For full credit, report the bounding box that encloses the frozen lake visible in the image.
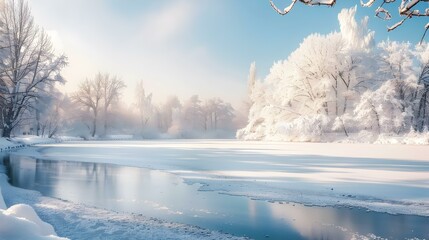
[3,152,429,240]
[19,140,429,216]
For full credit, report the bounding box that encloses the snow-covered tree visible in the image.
[239,6,429,142]
[72,75,103,137]
[37,92,70,138]
[166,95,236,138]
[100,74,125,136]
[236,62,269,140]
[413,43,429,131]
[354,40,418,135]
[0,0,67,137]
[373,40,418,133]
[135,81,156,136]
[72,73,125,137]
[203,98,235,131]
[414,62,429,131]
[247,62,257,102]
[33,89,61,137]
[184,95,204,131]
[158,96,181,132]
[238,7,375,140]
[167,95,202,137]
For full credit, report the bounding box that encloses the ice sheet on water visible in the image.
[0,172,247,240]
[25,140,429,216]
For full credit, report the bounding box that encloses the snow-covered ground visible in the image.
[0,138,19,152]
[0,136,65,240]
[16,140,429,217]
[11,135,60,145]
[0,135,61,153]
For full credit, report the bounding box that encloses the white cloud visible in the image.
[141,1,196,43]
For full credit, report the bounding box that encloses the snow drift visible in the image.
[0,204,66,240]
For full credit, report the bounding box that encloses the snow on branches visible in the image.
[269,0,429,42]
[239,7,429,142]
[0,0,67,137]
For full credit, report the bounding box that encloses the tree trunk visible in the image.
[323,102,329,115]
[417,91,427,132]
[343,98,348,115]
[334,78,338,116]
[371,104,381,134]
[48,126,58,138]
[41,124,46,137]
[92,111,97,137]
[2,126,12,138]
[103,105,108,136]
[36,109,41,136]
[341,118,349,137]
[2,112,13,138]
[214,111,217,130]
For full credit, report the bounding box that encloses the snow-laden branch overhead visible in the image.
[375,7,392,20]
[269,0,429,41]
[270,0,337,15]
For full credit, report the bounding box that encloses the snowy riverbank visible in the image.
[0,135,61,152]
[0,167,67,239]
[0,136,66,239]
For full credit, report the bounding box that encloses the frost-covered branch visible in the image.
[0,0,67,137]
[269,0,298,15]
[270,0,337,15]
[421,23,429,43]
[364,0,429,39]
[270,0,429,41]
[387,11,413,32]
[375,7,392,20]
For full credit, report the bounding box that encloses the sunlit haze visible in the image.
[1,1,429,239]
[27,0,425,107]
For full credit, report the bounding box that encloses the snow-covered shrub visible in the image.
[273,115,330,142]
[375,128,429,144]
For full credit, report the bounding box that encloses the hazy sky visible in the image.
[28,0,426,107]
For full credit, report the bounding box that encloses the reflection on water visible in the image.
[2,154,429,240]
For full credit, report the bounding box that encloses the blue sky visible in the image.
[28,0,426,107]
